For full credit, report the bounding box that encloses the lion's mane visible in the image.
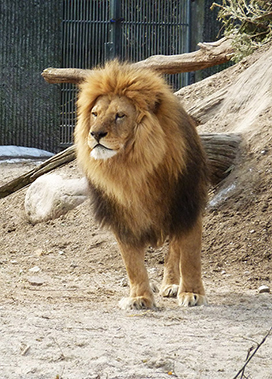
[75,61,208,248]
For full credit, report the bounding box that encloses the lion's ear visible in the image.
[136,94,162,122]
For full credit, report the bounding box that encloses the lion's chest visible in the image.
[89,177,169,247]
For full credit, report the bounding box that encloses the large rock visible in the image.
[25,174,89,224]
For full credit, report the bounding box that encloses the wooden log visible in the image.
[41,36,234,84]
[0,133,242,199]
[0,145,76,198]
[133,37,234,74]
[201,133,242,185]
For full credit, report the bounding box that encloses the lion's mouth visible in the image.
[91,144,117,160]
[93,143,113,151]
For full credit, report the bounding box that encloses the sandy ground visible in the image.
[0,47,272,378]
[0,161,271,379]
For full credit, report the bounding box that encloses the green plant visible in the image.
[211,0,272,61]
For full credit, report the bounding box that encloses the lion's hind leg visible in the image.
[160,242,180,298]
[177,217,207,306]
[117,241,156,310]
[161,217,207,306]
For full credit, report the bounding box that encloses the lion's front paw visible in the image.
[160,284,179,298]
[178,292,207,307]
[119,296,156,310]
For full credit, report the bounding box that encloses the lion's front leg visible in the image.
[117,240,156,310]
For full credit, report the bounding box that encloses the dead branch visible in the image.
[41,36,234,84]
[233,328,272,379]
[0,145,76,198]
[133,37,234,74]
[0,133,241,199]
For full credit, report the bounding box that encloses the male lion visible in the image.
[75,61,208,309]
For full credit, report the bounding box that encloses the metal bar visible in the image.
[110,0,122,59]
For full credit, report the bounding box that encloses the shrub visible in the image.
[211,0,272,61]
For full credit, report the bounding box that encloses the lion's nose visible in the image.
[90,131,108,142]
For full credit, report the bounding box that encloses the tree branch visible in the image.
[41,36,234,84]
[0,145,76,198]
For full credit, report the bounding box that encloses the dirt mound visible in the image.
[176,42,272,291]
[0,45,271,379]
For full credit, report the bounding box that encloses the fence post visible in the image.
[109,0,122,59]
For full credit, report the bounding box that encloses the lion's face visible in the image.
[88,95,138,160]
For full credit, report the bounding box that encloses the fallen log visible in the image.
[42,36,234,84]
[201,133,242,185]
[0,145,76,199]
[0,133,242,199]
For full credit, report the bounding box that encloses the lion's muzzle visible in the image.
[90,130,108,143]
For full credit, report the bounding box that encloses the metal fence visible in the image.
[0,1,222,152]
[60,0,191,148]
[0,0,61,152]
[120,1,190,69]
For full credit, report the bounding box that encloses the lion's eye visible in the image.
[116,113,125,120]
[91,111,97,117]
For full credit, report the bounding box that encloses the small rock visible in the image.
[258,285,270,294]
[120,278,128,287]
[25,174,89,224]
[29,266,40,273]
[264,251,271,259]
[35,248,44,256]
[28,276,44,286]
[7,225,16,233]
[10,260,18,264]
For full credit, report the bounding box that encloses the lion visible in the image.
[74,60,208,310]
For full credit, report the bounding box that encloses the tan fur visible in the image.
[75,61,208,309]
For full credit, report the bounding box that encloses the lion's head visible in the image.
[75,60,187,179]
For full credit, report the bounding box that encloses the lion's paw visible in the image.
[160,284,179,298]
[119,296,156,310]
[178,292,207,307]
